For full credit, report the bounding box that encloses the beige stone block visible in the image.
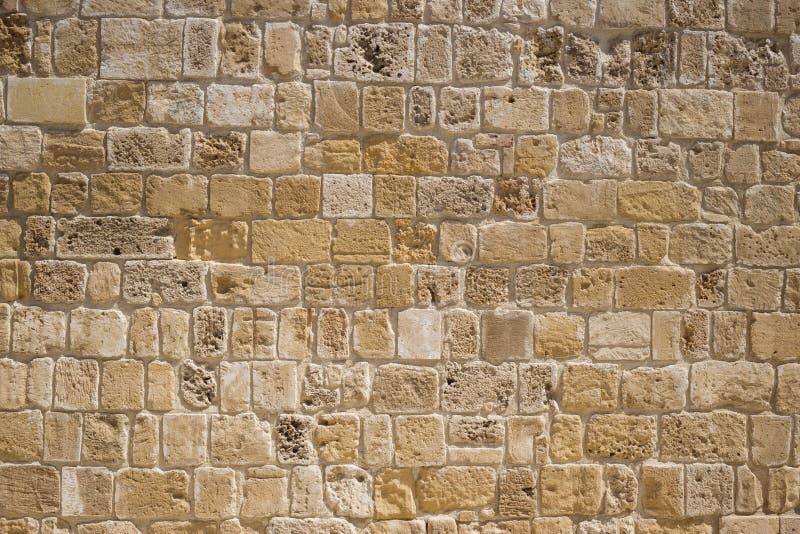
[544,180,617,222]
[534,313,584,359]
[416,466,496,513]
[163,413,207,467]
[314,80,359,134]
[352,309,394,359]
[735,91,780,142]
[552,88,590,134]
[0,126,42,171]
[586,414,656,460]
[8,77,86,127]
[13,172,50,214]
[658,89,733,139]
[53,357,98,411]
[115,468,190,520]
[599,0,665,26]
[365,135,449,175]
[363,85,405,132]
[374,468,415,520]
[752,312,800,362]
[101,359,144,411]
[241,466,288,519]
[572,267,613,310]
[81,413,128,466]
[0,410,42,461]
[147,361,177,411]
[622,365,687,411]
[615,266,694,309]
[618,181,700,222]
[333,219,389,264]
[70,308,126,358]
[252,219,330,264]
[549,414,582,463]
[395,415,445,467]
[276,82,311,131]
[206,84,274,127]
[397,309,441,360]
[91,173,142,215]
[549,222,584,264]
[478,221,547,264]
[560,363,619,412]
[131,413,158,467]
[372,364,438,414]
[751,414,791,467]
[264,23,302,79]
[195,467,239,520]
[661,411,747,463]
[62,466,113,518]
[253,361,298,412]
[484,87,548,133]
[100,18,184,79]
[744,185,795,225]
[250,131,301,175]
[686,463,734,517]
[777,364,800,414]
[176,219,248,261]
[0,464,60,516]
[641,464,684,517]
[540,464,603,516]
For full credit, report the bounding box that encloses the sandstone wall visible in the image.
[0,0,798,532]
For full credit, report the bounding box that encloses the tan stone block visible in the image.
[253,361,298,412]
[315,413,359,463]
[12,172,50,214]
[658,89,733,139]
[350,310,393,359]
[241,466,288,519]
[53,357,98,411]
[686,463,734,517]
[549,222,584,264]
[478,221,547,264]
[43,130,105,171]
[0,219,21,258]
[82,413,128,467]
[101,359,144,411]
[540,464,603,516]
[767,466,800,513]
[277,307,313,360]
[91,173,142,215]
[571,267,613,310]
[62,466,113,518]
[362,414,393,468]
[544,180,617,222]
[737,225,800,267]
[250,131,301,175]
[618,181,700,222]
[365,135,449,175]
[615,266,694,309]
[721,517,778,534]
[0,358,26,409]
[374,468,415,520]
[549,414,582,463]
[147,361,177,411]
[669,223,732,265]
[115,468,190,520]
[363,85,405,132]
[176,219,248,261]
[622,365,687,411]
[586,414,656,460]
[44,411,82,463]
[100,18,183,79]
[8,77,86,127]
[637,223,668,264]
[735,91,780,142]
[375,263,413,308]
[0,126,42,172]
[145,174,207,218]
[552,88,590,134]
[274,174,319,218]
[728,268,782,311]
[88,80,145,125]
[744,184,795,225]
[0,410,42,461]
[0,464,60,516]
[478,309,531,361]
[442,309,479,360]
[70,308,126,358]
[373,364,438,414]
[599,0,665,26]
[641,464,684,517]
[534,313,584,359]
[195,467,239,520]
[264,23,301,79]
[752,312,800,361]
[374,174,415,217]
[304,139,362,174]
[163,413,207,467]
[206,84,274,128]
[661,411,747,462]
[585,225,635,263]
[560,363,619,411]
[751,414,791,467]
[131,413,158,467]
[252,219,330,264]
[416,467,496,513]
[314,80,359,134]
[395,415,445,467]
[276,81,311,131]
[333,219,390,264]
[484,87,548,133]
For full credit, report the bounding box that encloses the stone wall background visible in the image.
[0,0,798,532]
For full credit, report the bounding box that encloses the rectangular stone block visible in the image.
[7,77,86,126]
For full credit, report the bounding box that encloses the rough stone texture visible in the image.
[0,2,793,530]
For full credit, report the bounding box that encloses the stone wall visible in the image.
[0,0,798,532]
